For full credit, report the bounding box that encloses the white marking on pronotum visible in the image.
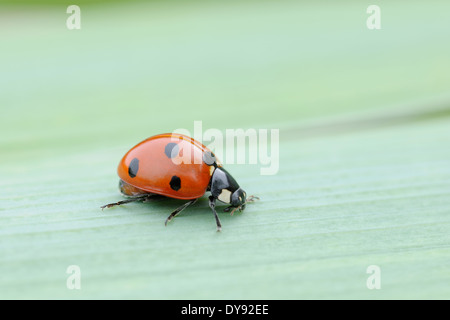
[218,189,232,204]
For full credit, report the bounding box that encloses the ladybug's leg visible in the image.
[223,205,240,215]
[100,194,154,210]
[164,199,198,226]
[246,195,260,203]
[208,196,222,232]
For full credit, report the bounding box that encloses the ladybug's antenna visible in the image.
[245,195,260,203]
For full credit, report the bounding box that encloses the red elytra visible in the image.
[117,133,216,200]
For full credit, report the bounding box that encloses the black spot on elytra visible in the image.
[128,158,139,178]
[202,151,217,166]
[169,175,181,191]
[165,143,179,159]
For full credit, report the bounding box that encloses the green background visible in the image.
[1,0,449,299]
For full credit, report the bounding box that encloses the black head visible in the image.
[210,167,246,208]
[230,187,247,209]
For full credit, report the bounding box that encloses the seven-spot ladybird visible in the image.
[101,133,258,231]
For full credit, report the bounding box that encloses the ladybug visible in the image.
[101,133,258,231]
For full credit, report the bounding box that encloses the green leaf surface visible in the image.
[1,0,449,299]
